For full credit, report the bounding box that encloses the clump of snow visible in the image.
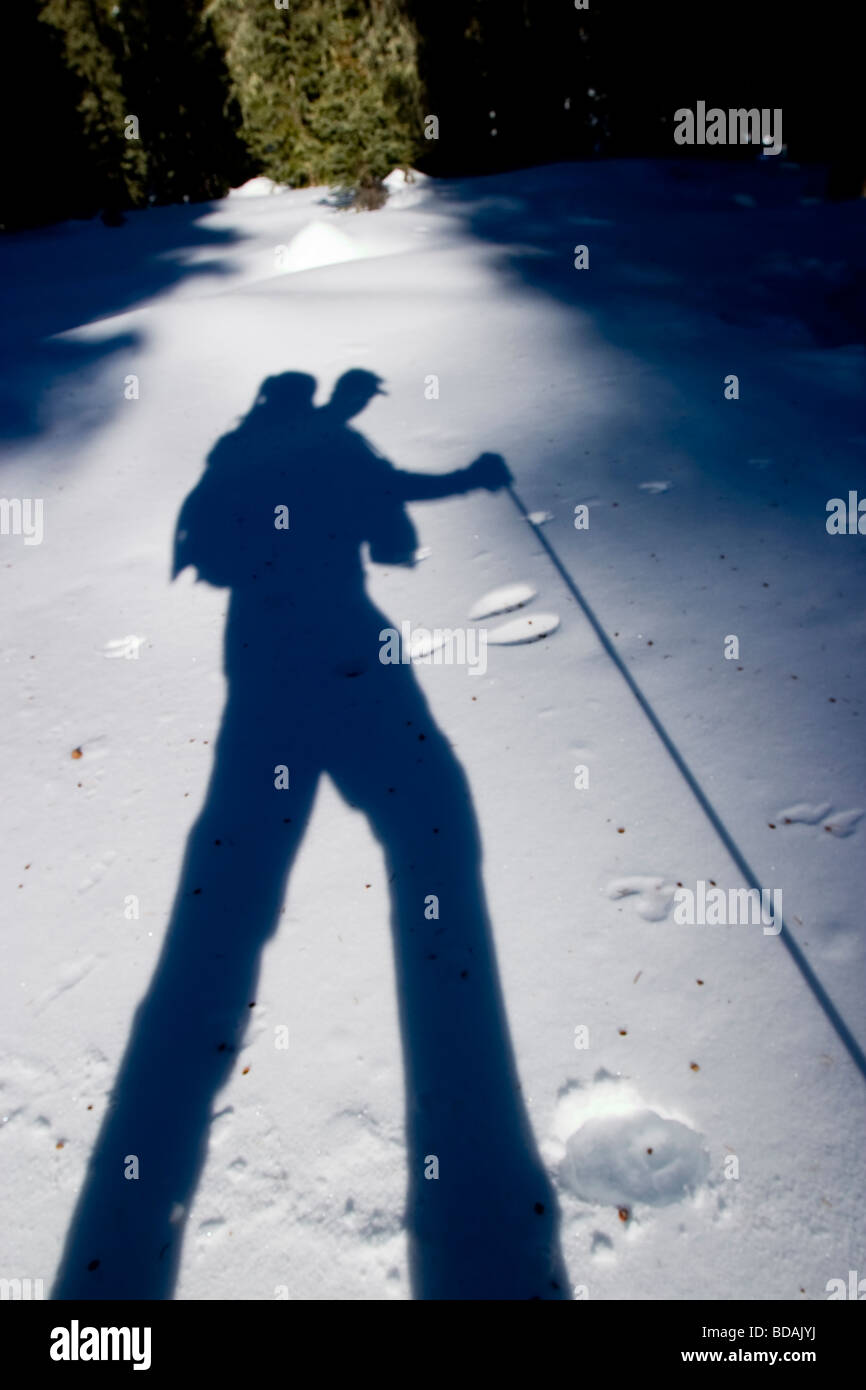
[468,582,536,619]
[382,168,428,191]
[486,612,560,644]
[560,1109,710,1207]
[381,168,430,210]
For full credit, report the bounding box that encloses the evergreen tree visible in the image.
[1,3,96,229]
[210,0,424,191]
[112,0,250,205]
[39,0,148,212]
[5,0,861,232]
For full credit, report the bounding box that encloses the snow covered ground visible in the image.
[1,158,864,1300]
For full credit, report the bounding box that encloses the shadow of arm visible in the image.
[393,452,511,501]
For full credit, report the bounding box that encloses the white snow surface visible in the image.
[1,158,865,1301]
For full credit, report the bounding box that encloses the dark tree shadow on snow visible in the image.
[430,158,866,521]
[0,202,243,446]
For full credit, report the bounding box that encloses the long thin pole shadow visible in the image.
[506,482,866,1084]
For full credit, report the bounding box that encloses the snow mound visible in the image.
[278,221,361,274]
[382,167,431,210]
[229,176,288,198]
[382,167,429,191]
[469,582,536,620]
[560,1109,710,1207]
[487,612,560,645]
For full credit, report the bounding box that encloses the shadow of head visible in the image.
[323,368,387,423]
[248,370,317,416]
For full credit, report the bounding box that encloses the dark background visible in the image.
[3,0,863,230]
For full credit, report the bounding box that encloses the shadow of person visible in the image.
[52,370,568,1301]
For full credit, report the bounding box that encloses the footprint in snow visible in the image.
[775,802,862,837]
[197,1217,226,1237]
[775,801,832,825]
[607,875,677,921]
[804,917,861,964]
[77,850,118,893]
[35,956,99,1015]
[823,809,863,838]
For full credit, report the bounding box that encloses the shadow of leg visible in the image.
[331,674,569,1299]
[53,709,318,1300]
